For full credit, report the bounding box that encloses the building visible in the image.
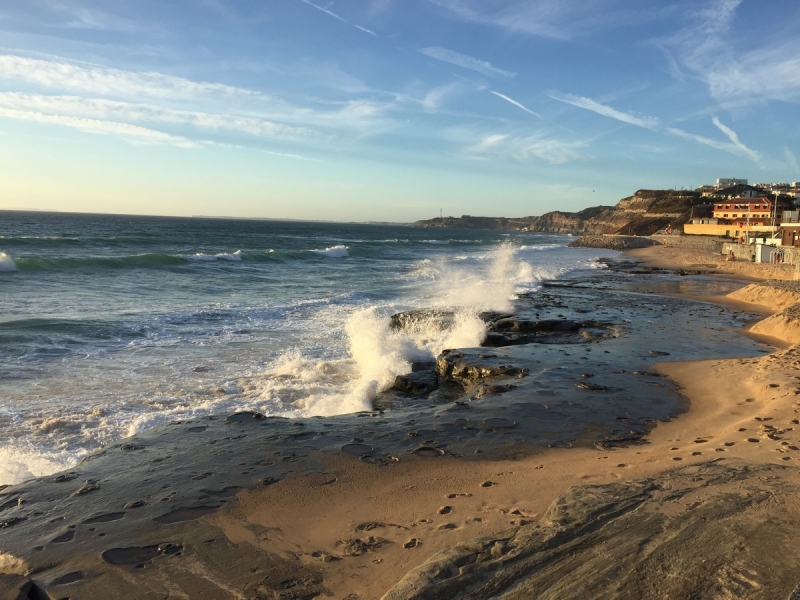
[716,178,748,188]
[711,197,790,226]
[781,210,800,247]
[703,183,765,198]
[685,196,789,239]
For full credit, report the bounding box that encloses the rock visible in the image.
[391,372,438,397]
[0,574,48,600]
[568,235,656,250]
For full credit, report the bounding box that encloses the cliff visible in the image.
[414,189,704,236]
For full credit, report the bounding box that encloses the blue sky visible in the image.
[0,0,799,221]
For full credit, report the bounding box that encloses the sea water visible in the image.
[0,211,617,485]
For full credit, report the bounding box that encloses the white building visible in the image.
[716,178,748,188]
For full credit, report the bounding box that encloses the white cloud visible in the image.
[420,47,516,79]
[0,55,264,101]
[490,91,541,118]
[0,107,196,147]
[0,92,323,141]
[550,93,660,130]
[465,132,584,164]
[429,0,672,41]
[299,0,379,36]
[300,0,345,22]
[659,0,800,104]
[711,116,759,162]
[429,0,575,40]
[666,125,759,162]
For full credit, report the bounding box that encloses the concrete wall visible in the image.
[650,235,724,252]
[721,242,756,260]
[721,243,800,264]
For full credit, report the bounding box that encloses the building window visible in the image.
[732,214,738,217]
[723,214,728,217]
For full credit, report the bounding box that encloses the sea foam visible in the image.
[0,252,18,271]
[311,245,349,257]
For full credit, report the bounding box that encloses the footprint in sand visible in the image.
[438,506,453,515]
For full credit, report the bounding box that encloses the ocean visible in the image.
[0,211,616,485]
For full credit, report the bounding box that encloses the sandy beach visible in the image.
[4,243,800,599]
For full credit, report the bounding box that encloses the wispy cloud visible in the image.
[429,0,672,41]
[490,91,541,118]
[465,132,585,164]
[666,125,759,162]
[550,93,659,130]
[354,24,377,35]
[429,0,574,40]
[420,82,464,110]
[0,55,263,101]
[300,0,345,22]
[0,107,196,147]
[299,0,379,36]
[0,54,401,148]
[711,116,759,162]
[0,92,323,141]
[657,0,800,104]
[550,89,761,163]
[420,46,516,79]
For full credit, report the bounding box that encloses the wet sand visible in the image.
[3,245,800,599]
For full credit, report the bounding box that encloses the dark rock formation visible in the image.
[383,460,800,600]
[567,235,656,250]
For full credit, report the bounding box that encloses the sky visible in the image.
[0,0,799,221]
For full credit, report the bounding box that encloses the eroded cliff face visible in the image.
[413,190,703,236]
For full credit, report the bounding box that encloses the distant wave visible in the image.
[0,235,161,247]
[11,253,189,271]
[310,245,349,258]
[189,250,242,262]
[4,246,359,272]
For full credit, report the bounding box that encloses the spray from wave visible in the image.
[311,245,349,258]
[241,242,539,416]
[0,252,18,272]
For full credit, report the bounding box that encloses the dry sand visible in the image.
[200,245,800,599]
[628,244,797,281]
